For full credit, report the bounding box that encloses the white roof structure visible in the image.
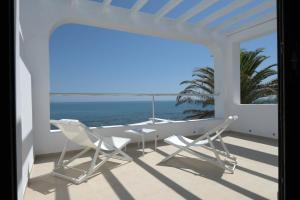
[63,0,276,44]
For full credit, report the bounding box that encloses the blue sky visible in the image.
[50,0,277,102]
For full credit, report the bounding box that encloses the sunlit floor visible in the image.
[24,132,278,200]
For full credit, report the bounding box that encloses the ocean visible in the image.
[50,101,213,128]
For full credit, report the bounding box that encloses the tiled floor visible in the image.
[24,132,278,200]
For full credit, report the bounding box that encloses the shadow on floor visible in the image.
[27,132,277,200]
[235,165,277,183]
[224,132,278,147]
[154,148,271,200]
[152,132,278,167]
[213,141,278,166]
[134,158,203,199]
[158,155,224,178]
[102,169,135,200]
[27,159,125,197]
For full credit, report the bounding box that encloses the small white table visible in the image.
[125,128,158,156]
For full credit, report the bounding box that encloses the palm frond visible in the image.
[177,48,278,118]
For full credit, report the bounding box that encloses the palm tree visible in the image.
[176,48,277,119]
[176,67,215,119]
[240,48,277,103]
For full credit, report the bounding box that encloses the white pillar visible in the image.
[211,43,226,119]
[211,41,240,119]
[226,42,241,106]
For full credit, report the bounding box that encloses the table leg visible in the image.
[142,134,145,156]
[154,134,158,151]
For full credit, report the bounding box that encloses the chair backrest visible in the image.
[198,115,238,142]
[50,119,96,148]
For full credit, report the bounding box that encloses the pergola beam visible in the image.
[195,0,252,28]
[47,0,215,45]
[131,0,148,14]
[44,0,276,43]
[155,0,182,20]
[226,12,276,37]
[212,0,275,33]
[176,0,218,24]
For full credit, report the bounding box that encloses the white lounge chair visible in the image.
[161,115,238,173]
[50,119,132,184]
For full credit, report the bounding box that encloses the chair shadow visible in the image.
[154,148,273,200]
[27,159,126,195]
[213,141,278,167]
[156,149,224,180]
[124,142,156,158]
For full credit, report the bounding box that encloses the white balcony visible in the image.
[16,0,278,199]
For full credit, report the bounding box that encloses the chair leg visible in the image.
[52,141,133,184]
[163,140,229,171]
[182,147,226,169]
[161,148,183,162]
[87,142,102,175]
[115,148,133,161]
[66,155,109,184]
[218,135,237,162]
[63,147,91,166]
[208,137,224,167]
[56,140,68,168]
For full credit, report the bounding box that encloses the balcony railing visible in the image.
[50,92,219,125]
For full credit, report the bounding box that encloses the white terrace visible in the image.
[16,0,277,199]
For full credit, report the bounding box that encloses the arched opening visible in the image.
[49,23,215,127]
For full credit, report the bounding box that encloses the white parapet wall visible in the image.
[228,104,278,139]
[45,118,223,155]
[45,108,278,156]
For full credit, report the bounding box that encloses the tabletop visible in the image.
[125,128,156,135]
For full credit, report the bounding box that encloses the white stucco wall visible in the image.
[16,0,34,198]
[18,59,34,199]
[222,41,278,139]
[228,104,278,138]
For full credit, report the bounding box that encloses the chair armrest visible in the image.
[87,131,101,140]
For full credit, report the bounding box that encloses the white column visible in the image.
[211,43,226,119]
[226,41,241,107]
[211,41,240,119]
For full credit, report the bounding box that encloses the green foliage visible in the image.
[176,48,277,119]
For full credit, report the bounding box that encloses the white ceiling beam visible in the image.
[212,0,275,33]
[228,18,276,42]
[102,0,112,6]
[131,0,148,14]
[56,0,215,45]
[226,12,276,37]
[155,0,182,20]
[195,0,252,28]
[176,0,218,24]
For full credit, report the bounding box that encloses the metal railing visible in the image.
[50,92,218,124]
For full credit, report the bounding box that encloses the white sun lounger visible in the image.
[161,115,238,173]
[50,119,132,184]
